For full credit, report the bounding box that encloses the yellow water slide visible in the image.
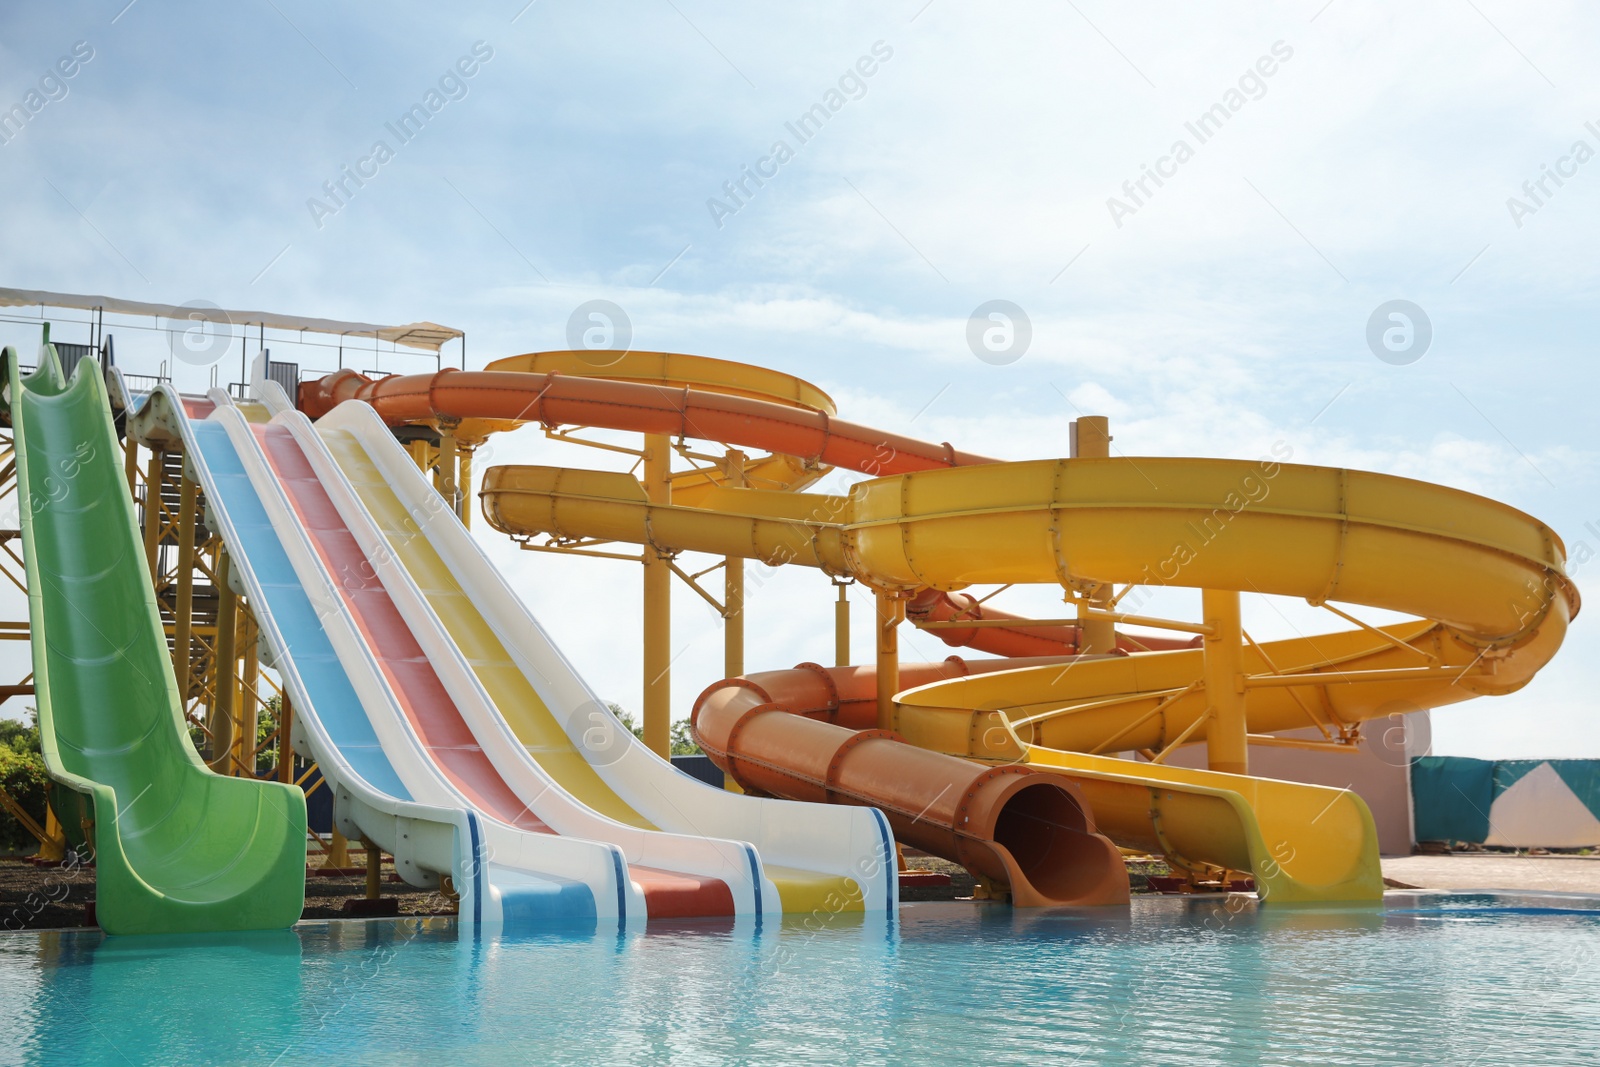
[481,451,1577,902]
[403,351,838,505]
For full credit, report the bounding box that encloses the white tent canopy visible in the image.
[0,288,463,352]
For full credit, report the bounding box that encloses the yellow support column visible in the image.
[142,447,164,578]
[1073,415,1112,458]
[408,439,432,475]
[874,590,905,731]
[208,550,237,773]
[278,692,296,783]
[363,836,381,901]
[36,806,66,863]
[834,582,851,667]
[723,449,747,679]
[174,477,197,707]
[724,561,745,679]
[641,433,672,758]
[458,445,474,528]
[123,435,139,497]
[237,608,259,776]
[1072,416,1117,654]
[436,424,460,516]
[325,828,351,869]
[1202,587,1248,775]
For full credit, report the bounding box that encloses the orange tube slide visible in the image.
[721,656,1071,731]
[299,368,998,470]
[906,589,1201,658]
[693,665,1129,907]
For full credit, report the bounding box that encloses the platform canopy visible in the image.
[0,287,463,352]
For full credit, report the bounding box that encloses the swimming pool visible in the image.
[3,894,1597,1066]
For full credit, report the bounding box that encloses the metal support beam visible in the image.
[208,550,236,772]
[142,447,163,578]
[920,610,1213,635]
[324,827,350,869]
[123,435,138,496]
[875,590,905,731]
[174,476,196,702]
[364,836,381,900]
[641,432,672,758]
[37,806,66,863]
[237,608,259,775]
[408,439,433,475]
[722,448,746,679]
[279,691,295,784]
[458,444,474,528]
[1201,588,1247,775]
[0,783,51,846]
[1071,416,1116,654]
[436,424,460,517]
[834,582,851,667]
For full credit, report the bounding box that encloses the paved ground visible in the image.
[0,856,454,931]
[1383,854,1600,894]
[6,853,1593,931]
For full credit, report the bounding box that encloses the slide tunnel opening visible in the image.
[992,780,1115,903]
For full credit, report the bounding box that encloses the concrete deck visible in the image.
[1382,854,1600,895]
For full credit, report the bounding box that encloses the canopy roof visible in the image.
[0,288,462,352]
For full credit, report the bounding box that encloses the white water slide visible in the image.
[261,371,895,920]
[127,365,891,930]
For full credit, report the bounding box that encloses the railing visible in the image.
[120,372,166,394]
[267,360,298,398]
[54,342,95,380]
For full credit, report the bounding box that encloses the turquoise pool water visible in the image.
[3,894,1598,1066]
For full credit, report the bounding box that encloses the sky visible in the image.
[0,1,1595,759]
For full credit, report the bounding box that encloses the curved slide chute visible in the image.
[697,658,1383,902]
[5,346,305,934]
[904,588,1198,658]
[297,391,892,915]
[296,361,997,478]
[853,455,1575,739]
[478,456,1574,732]
[693,664,1129,907]
[461,379,1574,904]
[238,403,767,924]
[135,387,614,926]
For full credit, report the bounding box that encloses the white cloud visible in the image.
[1,0,1597,759]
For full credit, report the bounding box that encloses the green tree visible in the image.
[259,694,283,775]
[607,703,702,756]
[183,694,286,774]
[0,711,49,851]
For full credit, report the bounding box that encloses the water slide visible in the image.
[303,352,1577,905]
[297,356,1574,903]
[3,343,306,935]
[475,465,1377,900]
[137,386,839,926]
[129,365,894,923]
[844,457,1575,897]
[295,360,1142,904]
[484,445,1575,900]
[273,379,894,915]
[129,387,567,927]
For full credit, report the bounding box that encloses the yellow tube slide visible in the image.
[492,349,843,505]
[481,454,1577,902]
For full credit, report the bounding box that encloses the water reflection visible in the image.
[0,895,1593,1066]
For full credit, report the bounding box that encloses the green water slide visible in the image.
[4,339,305,934]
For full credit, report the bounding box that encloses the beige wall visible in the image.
[1154,711,1427,856]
